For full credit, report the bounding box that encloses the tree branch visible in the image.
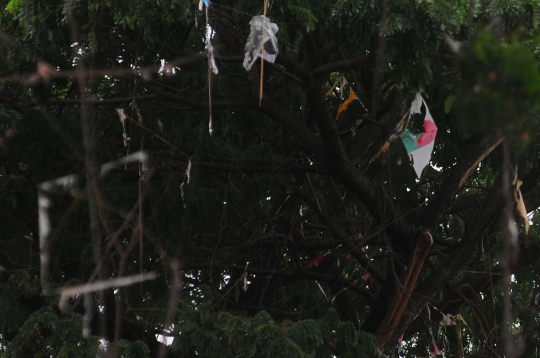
[420,135,504,230]
[386,180,505,351]
[193,160,328,175]
[181,263,376,303]
[295,187,384,283]
[312,54,372,76]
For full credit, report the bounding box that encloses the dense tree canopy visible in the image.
[2,0,540,357]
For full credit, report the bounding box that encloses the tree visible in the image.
[1,0,540,357]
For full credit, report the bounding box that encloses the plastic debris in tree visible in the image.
[310,255,323,267]
[240,263,250,292]
[422,306,442,357]
[336,87,358,120]
[397,333,404,352]
[439,313,467,358]
[180,159,192,208]
[325,74,349,103]
[369,117,406,163]
[361,272,371,281]
[243,1,279,106]
[199,0,210,10]
[205,28,218,136]
[513,171,529,234]
[206,40,218,76]
[428,335,442,357]
[243,16,279,71]
[115,108,129,148]
[399,93,438,178]
[439,313,458,327]
[325,74,346,98]
[203,7,217,135]
[438,312,469,331]
[325,75,365,120]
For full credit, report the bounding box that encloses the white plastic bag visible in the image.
[243,15,279,71]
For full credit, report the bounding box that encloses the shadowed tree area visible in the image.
[2,0,540,357]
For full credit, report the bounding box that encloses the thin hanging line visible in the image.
[206,7,213,135]
[259,0,268,106]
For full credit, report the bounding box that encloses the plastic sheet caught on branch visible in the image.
[513,172,529,234]
[243,15,279,71]
[115,108,129,147]
[438,313,468,358]
[336,87,357,120]
[206,35,218,75]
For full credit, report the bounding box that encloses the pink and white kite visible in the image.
[399,93,438,178]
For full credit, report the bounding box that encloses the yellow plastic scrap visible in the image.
[336,87,357,120]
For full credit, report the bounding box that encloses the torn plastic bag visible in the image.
[243,15,279,71]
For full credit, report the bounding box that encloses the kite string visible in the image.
[259,0,268,106]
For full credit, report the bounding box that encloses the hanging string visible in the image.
[259,0,268,106]
[206,6,214,135]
